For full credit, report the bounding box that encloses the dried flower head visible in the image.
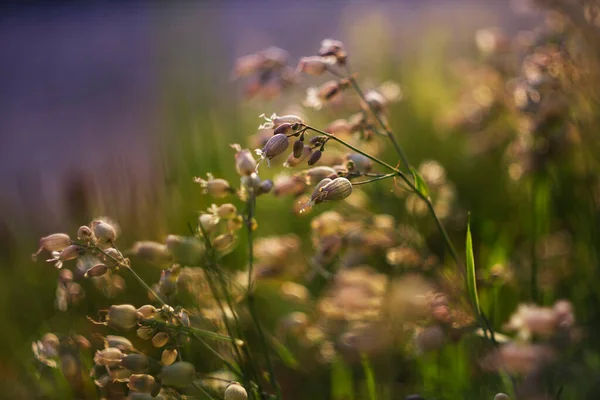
[91,218,119,245]
[46,244,84,269]
[231,144,257,176]
[297,56,336,76]
[107,304,139,331]
[194,173,232,198]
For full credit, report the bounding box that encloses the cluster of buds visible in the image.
[91,330,196,397]
[232,46,296,100]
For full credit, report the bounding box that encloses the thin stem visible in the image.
[351,173,396,186]
[192,381,217,400]
[245,191,282,400]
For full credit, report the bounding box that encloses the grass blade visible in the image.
[360,354,376,400]
[466,217,481,316]
[411,167,429,197]
[331,356,354,400]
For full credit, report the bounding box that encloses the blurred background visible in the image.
[2,0,600,399]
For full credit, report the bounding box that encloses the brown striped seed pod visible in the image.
[225,382,248,400]
[151,332,170,348]
[259,133,289,165]
[107,304,139,331]
[121,353,149,373]
[308,150,322,166]
[159,361,195,388]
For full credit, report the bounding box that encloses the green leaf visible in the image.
[410,167,429,197]
[360,353,377,400]
[331,356,354,400]
[466,217,481,316]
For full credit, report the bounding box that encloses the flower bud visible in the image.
[228,215,244,232]
[94,347,123,367]
[272,114,303,128]
[121,353,149,373]
[84,263,108,278]
[77,226,93,241]
[194,174,232,198]
[345,153,373,173]
[91,218,118,244]
[258,179,274,195]
[284,145,312,167]
[166,235,205,266]
[152,332,170,348]
[232,145,257,176]
[159,361,195,388]
[128,374,157,393]
[129,241,172,266]
[293,140,304,159]
[319,39,346,63]
[161,349,178,366]
[308,150,322,166]
[108,304,139,331]
[198,214,219,234]
[225,382,248,400]
[258,133,289,165]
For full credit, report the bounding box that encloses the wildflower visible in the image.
[259,113,303,129]
[94,347,123,367]
[303,80,347,110]
[212,203,237,219]
[33,233,71,260]
[256,133,289,167]
[46,245,84,268]
[84,263,108,278]
[212,233,236,251]
[137,304,157,319]
[129,241,172,266]
[194,173,232,197]
[318,38,346,64]
[77,226,93,241]
[225,382,248,400]
[128,374,157,393]
[296,56,336,75]
[159,361,195,388]
[91,218,119,245]
[231,144,257,176]
[363,89,388,112]
[121,354,149,373]
[107,304,139,331]
[274,122,294,135]
[309,177,353,206]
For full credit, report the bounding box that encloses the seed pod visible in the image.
[137,326,154,340]
[128,374,156,393]
[94,347,123,367]
[494,394,509,400]
[198,214,219,234]
[161,349,178,366]
[108,304,139,331]
[225,382,248,400]
[91,219,118,244]
[308,150,322,166]
[261,133,289,160]
[233,147,257,176]
[121,353,149,373]
[258,179,274,195]
[274,123,293,135]
[84,263,108,278]
[310,178,333,205]
[58,268,73,283]
[272,114,303,127]
[77,226,93,241]
[284,145,312,168]
[129,241,172,266]
[345,153,373,174]
[159,361,195,388]
[227,216,244,232]
[293,140,304,159]
[106,335,135,352]
[152,332,170,348]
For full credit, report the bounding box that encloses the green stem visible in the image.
[351,173,397,186]
[245,191,282,400]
